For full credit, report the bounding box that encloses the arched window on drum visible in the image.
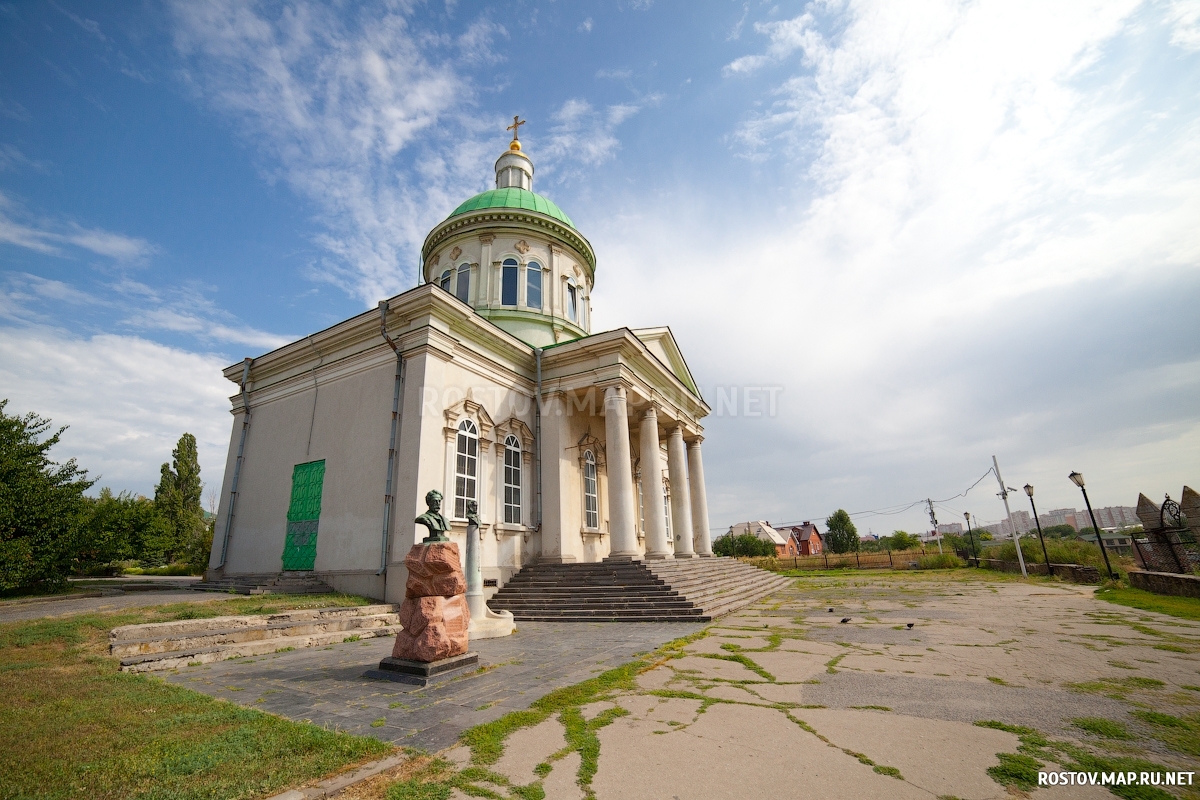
[501,258,518,306]
[455,264,470,303]
[454,419,478,518]
[526,261,542,310]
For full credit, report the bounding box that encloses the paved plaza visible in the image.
[9,572,1199,799]
[165,619,704,751]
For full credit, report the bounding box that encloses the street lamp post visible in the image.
[1023,484,1053,577]
[964,512,978,563]
[1069,471,1116,580]
[992,456,1028,578]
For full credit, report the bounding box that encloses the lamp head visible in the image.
[964,512,970,521]
[1069,471,1085,489]
[1023,483,1034,498]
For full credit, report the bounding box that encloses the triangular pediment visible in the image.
[631,327,699,395]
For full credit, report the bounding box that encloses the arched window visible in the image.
[455,264,470,303]
[503,435,521,524]
[526,261,542,310]
[501,258,518,306]
[454,419,478,518]
[583,450,599,529]
[440,269,452,292]
[566,279,578,323]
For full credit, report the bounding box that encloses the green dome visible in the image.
[448,187,575,228]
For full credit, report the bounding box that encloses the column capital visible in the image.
[686,435,705,447]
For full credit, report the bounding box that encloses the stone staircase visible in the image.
[643,558,793,618]
[190,572,335,595]
[111,604,399,672]
[487,557,792,622]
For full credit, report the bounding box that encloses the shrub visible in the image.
[993,537,1103,568]
[917,553,963,570]
[712,532,776,558]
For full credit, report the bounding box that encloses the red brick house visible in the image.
[730,521,796,557]
[783,522,823,555]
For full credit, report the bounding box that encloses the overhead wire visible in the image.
[752,466,997,531]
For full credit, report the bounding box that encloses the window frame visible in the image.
[501,258,518,307]
[526,261,542,310]
[454,419,479,519]
[503,434,522,525]
[455,264,471,303]
[583,450,599,530]
[439,268,452,292]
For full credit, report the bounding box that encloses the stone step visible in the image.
[110,613,399,657]
[190,572,335,595]
[512,615,711,623]
[491,601,699,614]
[118,625,401,673]
[110,604,399,641]
[487,558,787,622]
[110,604,401,672]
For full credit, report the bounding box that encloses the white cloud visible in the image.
[590,0,1200,530]
[0,192,159,261]
[578,17,594,33]
[129,307,292,350]
[540,96,658,171]
[722,13,816,75]
[1168,0,1200,50]
[0,326,234,496]
[168,0,489,306]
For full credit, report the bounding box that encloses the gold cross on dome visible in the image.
[506,115,525,142]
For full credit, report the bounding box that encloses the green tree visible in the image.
[0,400,95,591]
[75,488,171,571]
[882,530,921,551]
[825,509,859,554]
[712,532,776,557]
[1040,524,1075,539]
[153,433,208,568]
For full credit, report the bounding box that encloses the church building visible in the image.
[206,124,715,604]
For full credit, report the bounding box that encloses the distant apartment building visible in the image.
[936,522,963,535]
[978,505,1140,536]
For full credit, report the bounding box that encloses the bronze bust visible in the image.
[415,489,450,543]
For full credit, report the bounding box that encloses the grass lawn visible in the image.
[0,594,393,800]
[1095,584,1200,622]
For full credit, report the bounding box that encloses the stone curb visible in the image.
[0,591,111,607]
[264,753,409,800]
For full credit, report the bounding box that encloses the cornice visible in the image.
[422,211,596,278]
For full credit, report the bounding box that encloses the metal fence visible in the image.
[1132,531,1200,574]
[763,550,935,571]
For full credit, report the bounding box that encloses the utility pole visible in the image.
[926,499,942,554]
[992,455,1028,577]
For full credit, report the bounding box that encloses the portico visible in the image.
[206,122,714,606]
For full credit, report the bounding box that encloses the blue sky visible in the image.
[1,0,1197,534]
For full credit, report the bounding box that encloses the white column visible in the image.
[687,438,713,556]
[639,407,672,559]
[667,425,696,558]
[604,386,639,559]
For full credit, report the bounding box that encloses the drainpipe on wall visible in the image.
[378,300,405,575]
[218,357,254,569]
[534,347,543,532]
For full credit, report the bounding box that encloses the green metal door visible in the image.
[282,460,325,571]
